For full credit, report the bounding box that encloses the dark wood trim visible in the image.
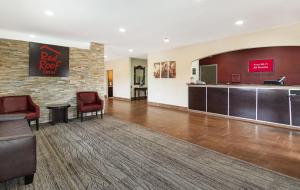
[229,88,256,119]
[188,87,206,111]
[207,87,228,115]
[131,96,147,101]
[113,97,132,102]
[257,89,290,125]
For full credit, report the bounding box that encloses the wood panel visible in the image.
[207,87,228,115]
[188,87,206,111]
[257,89,290,125]
[291,95,300,126]
[229,88,256,119]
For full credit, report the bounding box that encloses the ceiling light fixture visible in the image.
[119,28,126,33]
[29,34,36,38]
[163,38,170,43]
[128,49,133,53]
[235,20,244,26]
[104,55,108,59]
[44,10,54,16]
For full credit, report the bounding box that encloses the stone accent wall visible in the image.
[0,39,104,122]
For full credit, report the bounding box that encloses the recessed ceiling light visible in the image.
[44,10,54,16]
[29,34,36,38]
[235,20,244,26]
[163,38,170,43]
[119,28,126,33]
[128,49,133,53]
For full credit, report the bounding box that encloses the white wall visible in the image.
[148,23,300,107]
[105,57,131,99]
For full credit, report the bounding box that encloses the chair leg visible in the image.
[96,111,98,117]
[25,174,34,185]
[81,113,83,122]
[27,120,31,126]
[101,110,103,119]
[36,119,39,131]
[77,111,79,118]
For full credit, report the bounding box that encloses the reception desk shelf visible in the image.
[188,84,300,129]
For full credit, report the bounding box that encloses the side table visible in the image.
[47,103,70,125]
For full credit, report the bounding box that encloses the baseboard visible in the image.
[147,101,188,112]
[131,96,147,101]
[113,97,132,102]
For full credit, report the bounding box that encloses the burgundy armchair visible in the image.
[0,95,40,130]
[77,91,103,122]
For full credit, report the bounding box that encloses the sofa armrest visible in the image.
[0,135,36,182]
[27,96,40,117]
[95,94,104,107]
[77,99,84,111]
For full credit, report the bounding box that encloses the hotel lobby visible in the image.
[1,0,300,189]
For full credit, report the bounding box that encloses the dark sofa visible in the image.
[0,95,40,130]
[0,117,37,185]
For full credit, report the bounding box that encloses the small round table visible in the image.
[47,103,70,125]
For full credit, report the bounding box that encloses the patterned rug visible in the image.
[1,116,300,190]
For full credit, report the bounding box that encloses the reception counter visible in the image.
[188,84,300,128]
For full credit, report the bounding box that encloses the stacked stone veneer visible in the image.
[0,39,104,122]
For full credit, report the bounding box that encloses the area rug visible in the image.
[1,116,300,190]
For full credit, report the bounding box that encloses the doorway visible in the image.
[107,70,113,98]
[200,64,218,84]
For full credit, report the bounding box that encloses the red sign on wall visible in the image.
[249,59,274,72]
[29,42,69,77]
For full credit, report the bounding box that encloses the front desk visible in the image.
[188,84,300,128]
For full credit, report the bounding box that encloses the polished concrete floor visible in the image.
[105,99,300,179]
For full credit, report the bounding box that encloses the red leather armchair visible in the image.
[77,91,103,122]
[0,95,40,130]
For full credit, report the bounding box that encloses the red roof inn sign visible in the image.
[29,42,69,77]
[248,59,274,73]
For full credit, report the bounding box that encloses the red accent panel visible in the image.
[249,59,274,72]
[199,46,300,85]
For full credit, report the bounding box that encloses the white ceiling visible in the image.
[0,0,300,61]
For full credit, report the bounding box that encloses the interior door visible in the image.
[200,65,217,84]
[107,70,113,97]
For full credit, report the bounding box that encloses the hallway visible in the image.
[106,99,300,179]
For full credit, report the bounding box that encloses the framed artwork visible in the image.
[154,62,160,78]
[161,62,169,78]
[29,42,69,77]
[169,61,176,78]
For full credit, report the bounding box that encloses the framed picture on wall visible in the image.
[161,62,169,78]
[169,61,176,78]
[154,62,161,78]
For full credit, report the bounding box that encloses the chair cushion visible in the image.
[81,103,102,112]
[2,111,39,120]
[2,96,28,113]
[79,93,96,104]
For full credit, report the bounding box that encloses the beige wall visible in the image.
[105,57,131,99]
[0,38,105,122]
[131,58,147,98]
[148,23,300,107]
